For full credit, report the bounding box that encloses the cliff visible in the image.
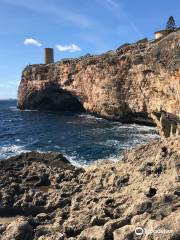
[18,31,180,125]
[151,111,180,138]
[0,137,179,239]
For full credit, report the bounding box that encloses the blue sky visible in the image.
[0,0,179,99]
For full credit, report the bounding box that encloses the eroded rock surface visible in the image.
[18,31,180,123]
[0,137,179,239]
[151,111,180,138]
[1,217,33,240]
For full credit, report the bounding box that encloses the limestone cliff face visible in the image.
[17,31,180,122]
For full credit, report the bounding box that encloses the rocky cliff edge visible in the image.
[18,31,180,125]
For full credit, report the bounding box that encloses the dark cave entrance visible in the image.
[29,88,85,112]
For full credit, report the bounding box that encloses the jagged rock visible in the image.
[0,224,6,234]
[113,225,135,240]
[0,152,78,216]
[0,137,179,239]
[35,213,49,223]
[78,226,107,240]
[1,217,33,240]
[151,111,180,138]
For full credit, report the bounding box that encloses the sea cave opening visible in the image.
[29,88,85,112]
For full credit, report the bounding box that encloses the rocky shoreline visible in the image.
[0,137,179,239]
[1,28,179,240]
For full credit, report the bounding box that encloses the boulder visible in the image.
[1,217,33,240]
[78,226,107,240]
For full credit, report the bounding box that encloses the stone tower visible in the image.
[44,48,54,64]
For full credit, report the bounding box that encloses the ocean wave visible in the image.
[99,139,121,147]
[111,123,155,131]
[9,106,18,112]
[54,145,61,149]
[3,118,24,123]
[0,144,29,160]
[63,153,88,167]
[3,119,13,122]
[20,109,39,112]
[78,114,105,121]
[9,107,39,112]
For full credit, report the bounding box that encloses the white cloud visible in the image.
[56,44,82,52]
[24,38,42,47]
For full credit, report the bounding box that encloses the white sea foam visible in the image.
[67,157,83,167]
[78,114,105,121]
[58,149,88,167]
[21,109,39,112]
[3,118,23,122]
[99,139,121,147]
[54,145,61,149]
[0,144,29,160]
[100,154,122,162]
[9,107,39,112]
[9,106,18,112]
[111,123,155,131]
[3,119,13,122]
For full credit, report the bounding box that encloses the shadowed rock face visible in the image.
[151,111,180,138]
[23,88,85,111]
[17,31,180,122]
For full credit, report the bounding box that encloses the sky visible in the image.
[0,0,179,99]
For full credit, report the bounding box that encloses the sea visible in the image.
[0,99,159,166]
